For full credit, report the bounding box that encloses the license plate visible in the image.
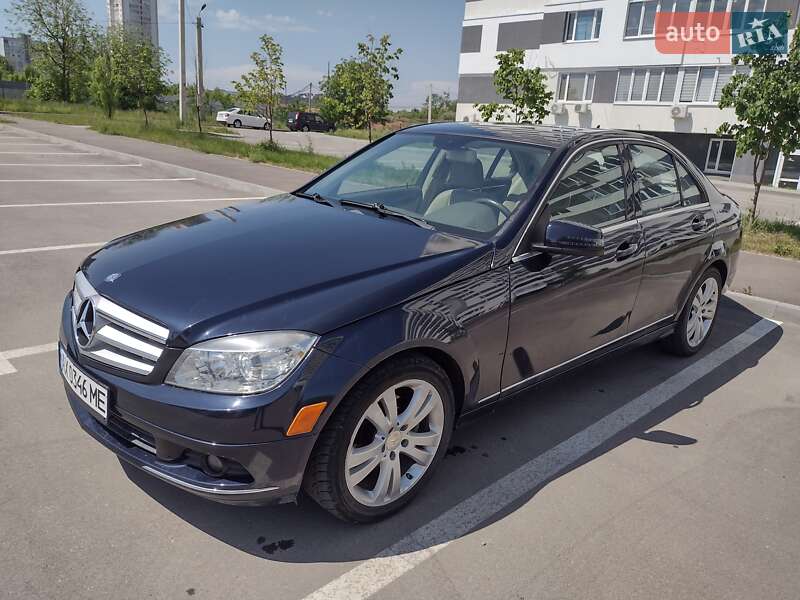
[60,347,109,420]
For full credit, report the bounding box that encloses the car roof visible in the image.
[398,122,663,151]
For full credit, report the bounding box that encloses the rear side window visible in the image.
[676,161,705,206]
[547,144,628,228]
[629,144,681,216]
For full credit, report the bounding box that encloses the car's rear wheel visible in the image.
[662,266,721,356]
[304,354,454,523]
[233,119,242,128]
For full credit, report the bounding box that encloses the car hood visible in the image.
[81,194,493,347]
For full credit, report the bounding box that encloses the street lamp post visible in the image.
[195,4,207,131]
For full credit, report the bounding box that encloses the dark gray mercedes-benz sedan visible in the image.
[60,123,742,522]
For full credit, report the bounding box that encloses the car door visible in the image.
[502,142,645,391]
[312,114,324,131]
[625,143,716,330]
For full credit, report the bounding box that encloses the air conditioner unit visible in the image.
[551,102,567,115]
[575,102,592,113]
[671,104,689,119]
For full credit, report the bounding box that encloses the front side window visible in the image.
[565,9,603,41]
[547,144,628,228]
[305,133,553,237]
[557,73,595,102]
[629,144,681,215]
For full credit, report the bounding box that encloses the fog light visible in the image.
[205,454,226,475]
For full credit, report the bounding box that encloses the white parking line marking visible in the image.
[0,152,100,155]
[0,142,59,145]
[0,196,263,208]
[0,242,103,256]
[0,163,142,167]
[302,317,781,600]
[0,343,58,376]
[0,355,16,375]
[0,178,196,182]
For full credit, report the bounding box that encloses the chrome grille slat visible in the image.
[71,271,169,377]
[87,348,154,375]
[95,325,163,361]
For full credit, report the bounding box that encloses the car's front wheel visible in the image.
[304,354,454,522]
[662,266,722,356]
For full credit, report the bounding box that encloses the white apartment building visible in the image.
[1,35,32,72]
[457,0,800,188]
[108,0,159,48]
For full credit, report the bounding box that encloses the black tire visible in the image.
[263,123,270,131]
[662,266,722,356]
[303,354,455,523]
[233,119,241,128]
[302,125,310,132]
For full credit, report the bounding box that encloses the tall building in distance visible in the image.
[1,34,32,72]
[457,0,799,188]
[107,0,159,47]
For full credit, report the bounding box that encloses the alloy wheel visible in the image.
[687,276,719,347]
[345,379,444,507]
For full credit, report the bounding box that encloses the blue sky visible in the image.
[0,0,464,108]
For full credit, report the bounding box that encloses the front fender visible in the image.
[315,267,510,428]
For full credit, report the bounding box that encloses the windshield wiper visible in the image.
[294,191,335,207]
[339,199,433,229]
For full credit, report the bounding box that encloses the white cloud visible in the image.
[214,9,315,33]
[316,9,334,18]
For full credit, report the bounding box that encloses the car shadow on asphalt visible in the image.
[122,297,782,563]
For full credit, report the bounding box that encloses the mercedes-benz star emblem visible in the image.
[76,298,96,347]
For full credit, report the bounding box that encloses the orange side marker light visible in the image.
[286,402,328,436]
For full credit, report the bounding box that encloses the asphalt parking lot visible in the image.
[1,123,799,600]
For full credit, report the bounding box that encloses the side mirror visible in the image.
[535,220,605,257]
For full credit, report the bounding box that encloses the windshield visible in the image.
[304,132,553,238]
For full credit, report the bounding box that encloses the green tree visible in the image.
[357,34,402,142]
[5,0,95,102]
[89,31,121,118]
[476,48,552,124]
[232,35,286,144]
[321,34,402,141]
[105,34,167,125]
[717,29,800,217]
[320,58,363,128]
[423,90,456,121]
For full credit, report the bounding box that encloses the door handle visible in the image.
[615,240,638,260]
[691,215,706,232]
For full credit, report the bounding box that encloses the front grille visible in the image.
[72,271,169,376]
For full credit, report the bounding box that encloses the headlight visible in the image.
[166,331,318,394]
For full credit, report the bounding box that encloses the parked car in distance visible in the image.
[287,111,335,132]
[216,107,270,129]
[59,123,742,523]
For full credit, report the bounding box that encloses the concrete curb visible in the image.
[1,122,282,197]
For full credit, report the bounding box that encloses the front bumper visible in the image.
[59,295,362,506]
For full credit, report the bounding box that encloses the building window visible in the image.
[564,9,603,41]
[615,68,679,103]
[461,25,483,53]
[625,0,769,38]
[557,73,596,102]
[678,65,748,103]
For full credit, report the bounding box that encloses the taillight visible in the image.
[295,113,300,120]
